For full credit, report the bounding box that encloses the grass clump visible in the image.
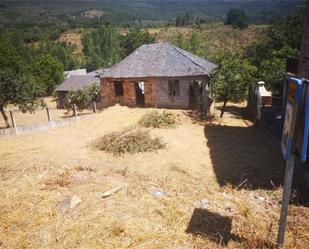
[94,127,165,155]
[138,110,177,128]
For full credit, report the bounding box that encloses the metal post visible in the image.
[9,110,17,134]
[46,107,52,122]
[93,102,97,113]
[73,104,77,118]
[277,153,295,248]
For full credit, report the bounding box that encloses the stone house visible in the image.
[55,74,100,109]
[100,42,217,110]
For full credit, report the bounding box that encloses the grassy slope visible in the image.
[59,23,267,63]
[152,23,267,60]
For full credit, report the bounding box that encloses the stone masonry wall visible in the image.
[101,77,158,108]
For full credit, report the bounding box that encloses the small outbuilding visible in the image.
[55,74,100,109]
[100,42,217,110]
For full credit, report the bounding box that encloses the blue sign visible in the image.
[281,77,303,160]
[295,79,309,162]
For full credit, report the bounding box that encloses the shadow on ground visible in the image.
[204,124,284,190]
[186,208,243,246]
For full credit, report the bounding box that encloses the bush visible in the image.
[138,111,177,128]
[94,127,165,155]
[64,82,100,112]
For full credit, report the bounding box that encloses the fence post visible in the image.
[93,102,97,113]
[9,110,17,134]
[73,104,77,118]
[46,107,52,123]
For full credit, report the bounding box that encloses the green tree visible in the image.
[121,28,155,56]
[31,54,64,95]
[213,54,257,117]
[82,24,122,71]
[64,83,101,113]
[226,8,250,29]
[0,70,42,127]
[176,33,186,49]
[188,32,202,55]
[244,7,303,97]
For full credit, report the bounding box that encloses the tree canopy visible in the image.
[226,8,250,29]
[213,54,257,117]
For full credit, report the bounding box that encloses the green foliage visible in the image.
[266,7,304,50]
[120,29,155,56]
[213,54,257,104]
[244,7,303,97]
[176,33,186,49]
[64,83,101,112]
[94,126,165,155]
[37,41,80,71]
[0,70,43,126]
[138,111,177,128]
[226,8,250,29]
[175,14,190,27]
[188,32,202,55]
[82,24,122,71]
[32,54,64,95]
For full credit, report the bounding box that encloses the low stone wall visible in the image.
[0,116,83,137]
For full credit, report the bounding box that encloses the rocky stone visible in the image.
[150,186,166,199]
[58,195,82,214]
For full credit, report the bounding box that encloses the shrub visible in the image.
[138,111,177,128]
[64,82,100,112]
[94,127,165,155]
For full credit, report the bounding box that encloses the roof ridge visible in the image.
[168,43,207,71]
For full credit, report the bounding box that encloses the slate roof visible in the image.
[55,75,100,92]
[101,42,217,79]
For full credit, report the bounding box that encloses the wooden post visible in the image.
[277,153,295,248]
[73,104,77,118]
[93,102,97,113]
[9,110,17,134]
[46,107,52,122]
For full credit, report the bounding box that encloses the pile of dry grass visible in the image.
[94,127,165,155]
[138,110,177,128]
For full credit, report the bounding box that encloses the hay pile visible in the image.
[94,127,165,155]
[138,110,177,128]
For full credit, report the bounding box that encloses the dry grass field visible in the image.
[0,103,308,249]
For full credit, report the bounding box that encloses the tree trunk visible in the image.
[0,106,10,128]
[220,97,228,118]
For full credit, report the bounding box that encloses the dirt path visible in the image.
[0,104,308,249]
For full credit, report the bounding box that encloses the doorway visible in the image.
[135,81,145,107]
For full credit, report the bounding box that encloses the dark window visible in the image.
[168,80,180,96]
[114,81,124,96]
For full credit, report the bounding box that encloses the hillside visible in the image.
[0,0,304,26]
[59,23,267,63]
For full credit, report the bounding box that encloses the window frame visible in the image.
[114,81,124,97]
[168,79,180,97]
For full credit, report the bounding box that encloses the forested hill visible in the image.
[0,0,305,27]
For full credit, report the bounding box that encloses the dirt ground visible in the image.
[0,103,308,249]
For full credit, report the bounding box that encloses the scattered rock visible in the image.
[102,185,127,198]
[150,186,166,199]
[253,196,265,204]
[73,172,89,182]
[225,204,236,213]
[58,195,82,214]
[193,198,209,208]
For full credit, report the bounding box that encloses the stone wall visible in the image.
[101,77,158,108]
[298,1,309,78]
[101,76,208,109]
